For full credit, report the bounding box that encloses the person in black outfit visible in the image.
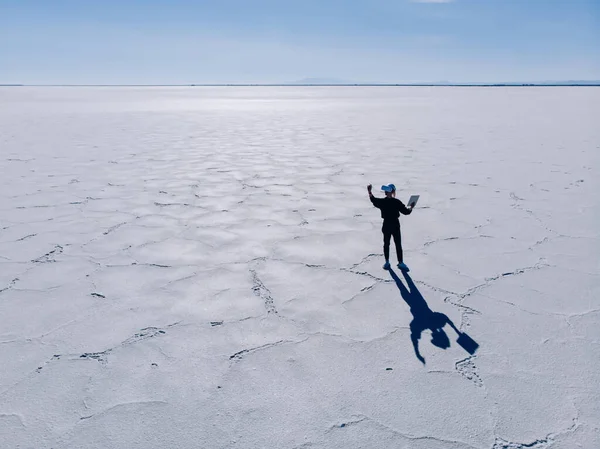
[367,183,414,271]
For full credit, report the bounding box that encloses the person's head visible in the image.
[381,184,396,198]
[430,328,450,349]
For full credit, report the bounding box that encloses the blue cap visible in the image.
[381,184,396,192]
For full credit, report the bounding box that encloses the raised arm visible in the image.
[367,184,382,207]
[410,325,426,364]
[446,316,461,336]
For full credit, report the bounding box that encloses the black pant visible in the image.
[382,221,403,263]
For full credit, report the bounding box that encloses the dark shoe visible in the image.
[397,262,410,272]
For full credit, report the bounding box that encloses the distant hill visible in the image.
[288,77,355,85]
[285,79,600,86]
[445,80,600,86]
[534,80,600,85]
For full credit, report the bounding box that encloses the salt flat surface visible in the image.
[0,86,598,448]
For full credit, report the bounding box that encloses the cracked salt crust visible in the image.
[0,86,598,449]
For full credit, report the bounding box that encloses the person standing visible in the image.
[367,183,414,271]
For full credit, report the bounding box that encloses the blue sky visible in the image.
[1,0,599,84]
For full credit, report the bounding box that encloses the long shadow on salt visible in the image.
[389,269,479,364]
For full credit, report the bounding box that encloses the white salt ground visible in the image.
[0,86,598,448]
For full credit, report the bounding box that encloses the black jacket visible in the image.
[370,195,412,222]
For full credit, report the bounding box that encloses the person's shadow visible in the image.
[389,269,479,364]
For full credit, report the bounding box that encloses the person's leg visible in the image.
[392,226,403,263]
[383,228,391,262]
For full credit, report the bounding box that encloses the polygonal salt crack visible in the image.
[80,350,110,364]
[484,261,549,282]
[423,236,459,247]
[349,253,383,270]
[509,192,525,202]
[103,221,128,236]
[121,327,167,345]
[492,437,551,449]
[229,339,295,361]
[16,233,36,242]
[32,244,63,263]
[444,259,550,306]
[250,269,278,315]
[455,356,483,387]
[329,415,368,430]
[79,323,179,364]
[0,277,19,294]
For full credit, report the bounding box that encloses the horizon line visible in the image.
[2,82,600,87]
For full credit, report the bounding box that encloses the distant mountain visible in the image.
[534,80,600,85]
[288,77,355,85]
[409,80,600,86]
[285,79,600,86]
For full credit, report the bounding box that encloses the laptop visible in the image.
[407,195,420,208]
